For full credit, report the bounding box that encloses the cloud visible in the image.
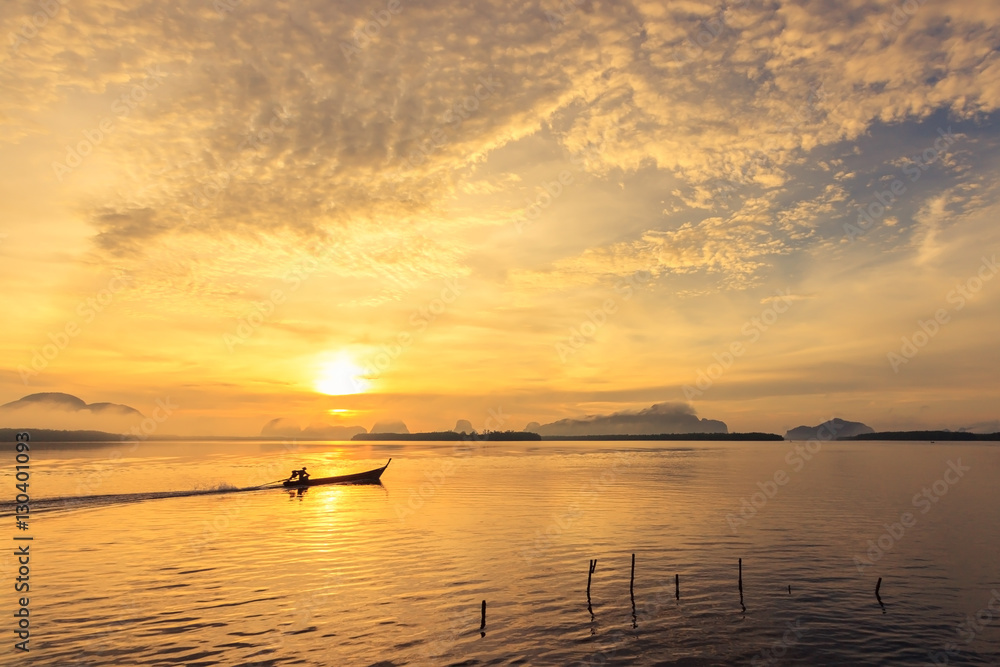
[533,401,727,435]
[2,0,996,305]
[761,292,812,305]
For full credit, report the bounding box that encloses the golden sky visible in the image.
[1,0,999,436]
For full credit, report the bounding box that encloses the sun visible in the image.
[314,356,369,395]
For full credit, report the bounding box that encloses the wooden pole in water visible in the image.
[480,600,486,630]
[738,558,745,612]
[587,559,597,619]
[629,554,637,629]
[675,573,680,600]
[875,577,882,597]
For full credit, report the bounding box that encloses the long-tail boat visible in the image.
[282,459,391,487]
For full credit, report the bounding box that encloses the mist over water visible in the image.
[8,439,1000,665]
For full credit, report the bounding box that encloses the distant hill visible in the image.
[785,418,873,440]
[453,419,475,434]
[0,392,143,417]
[0,392,144,433]
[540,432,783,441]
[370,420,410,434]
[7,427,991,444]
[352,431,779,441]
[841,431,1000,441]
[533,402,727,436]
[353,431,541,441]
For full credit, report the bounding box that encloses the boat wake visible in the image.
[0,482,283,517]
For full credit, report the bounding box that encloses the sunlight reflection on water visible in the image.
[6,439,1000,665]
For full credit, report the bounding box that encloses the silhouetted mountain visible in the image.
[3,392,89,410]
[540,432,783,441]
[0,392,145,433]
[370,420,409,434]
[453,419,474,434]
[784,417,873,440]
[354,430,540,441]
[842,431,1000,441]
[1,392,143,416]
[533,402,727,436]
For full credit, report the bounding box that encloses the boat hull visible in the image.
[282,459,391,487]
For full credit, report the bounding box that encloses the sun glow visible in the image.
[314,356,369,395]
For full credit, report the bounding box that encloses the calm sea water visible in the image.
[3,438,999,666]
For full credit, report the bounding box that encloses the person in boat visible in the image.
[288,467,310,482]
